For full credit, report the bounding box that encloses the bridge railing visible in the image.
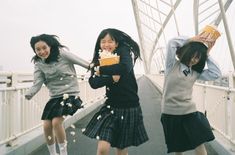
[147,74,235,152]
[0,72,105,147]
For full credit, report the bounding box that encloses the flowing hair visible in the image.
[91,28,141,66]
[30,34,68,63]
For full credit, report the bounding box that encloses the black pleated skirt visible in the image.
[41,96,83,120]
[161,111,215,153]
[83,104,149,149]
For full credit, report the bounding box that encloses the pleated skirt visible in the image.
[83,104,149,149]
[161,111,215,153]
[41,96,83,120]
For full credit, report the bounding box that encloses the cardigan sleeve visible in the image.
[60,50,90,69]
[88,69,114,89]
[25,64,45,99]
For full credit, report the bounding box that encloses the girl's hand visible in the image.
[112,75,120,83]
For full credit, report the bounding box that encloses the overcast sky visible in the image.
[1,0,234,74]
[0,0,139,73]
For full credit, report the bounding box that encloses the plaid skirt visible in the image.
[41,96,83,120]
[161,111,215,153]
[83,104,149,149]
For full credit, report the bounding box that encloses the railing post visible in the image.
[227,72,235,151]
[7,73,18,87]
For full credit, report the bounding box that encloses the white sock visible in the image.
[58,142,68,155]
[47,143,57,155]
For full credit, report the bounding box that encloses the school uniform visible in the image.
[25,50,86,120]
[83,45,149,149]
[161,36,222,153]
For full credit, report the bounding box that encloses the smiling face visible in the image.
[100,34,118,53]
[34,41,51,59]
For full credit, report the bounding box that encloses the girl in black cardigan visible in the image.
[83,28,149,155]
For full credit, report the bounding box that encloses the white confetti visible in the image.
[60,77,63,80]
[64,140,68,144]
[65,84,69,87]
[48,136,52,140]
[81,128,86,132]
[121,116,124,120]
[70,131,76,136]
[106,87,110,91]
[97,115,102,120]
[70,124,76,129]
[92,75,95,78]
[62,115,67,119]
[107,105,111,109]
[60,101,64,106]
[73,139,76,143]
[111,110,114,114]
[71,75,74,78]
[96,136,100,140]
[63,94,69,100]
[67,103,72,107]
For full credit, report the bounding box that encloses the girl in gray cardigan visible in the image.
[25,34,89,155]
[161,36,221,155]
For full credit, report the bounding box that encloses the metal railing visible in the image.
[0,72,105,146]
[147,74,235,152]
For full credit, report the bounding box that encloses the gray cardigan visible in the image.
[162,36,222,115]
[26,50,89,99]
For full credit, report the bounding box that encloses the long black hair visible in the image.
[176,41,208,73]
[30,34,68,63]
[91,28,141,65]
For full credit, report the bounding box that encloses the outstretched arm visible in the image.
[60,50,90,69]
[25,65,45,100]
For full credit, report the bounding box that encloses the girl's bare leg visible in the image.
[97,140,111,155]
[52,117,67,155]
[43,120,57,155]
[116,148,128,155]
[195,144,207,155]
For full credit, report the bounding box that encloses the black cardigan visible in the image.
[88,45,139,108]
